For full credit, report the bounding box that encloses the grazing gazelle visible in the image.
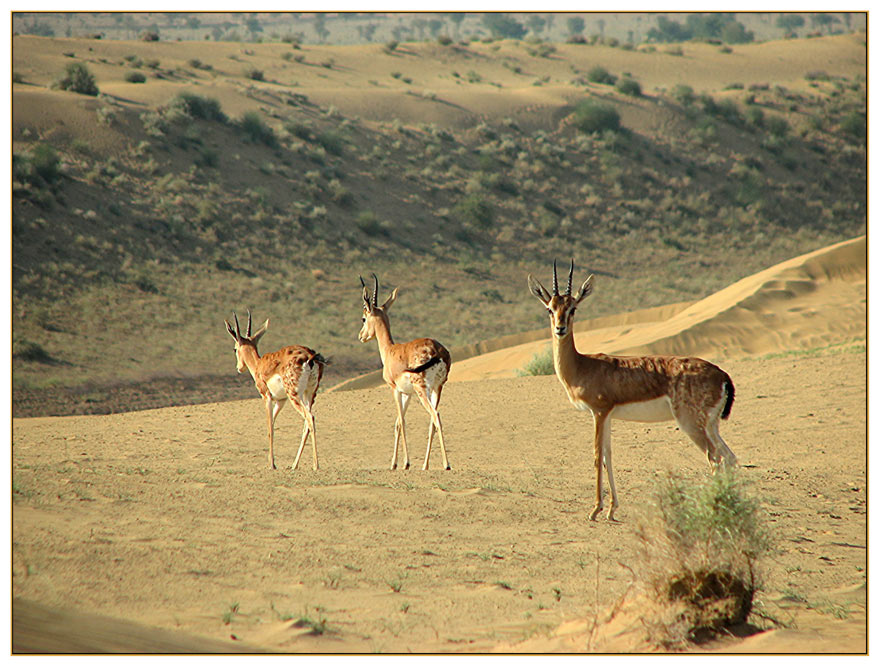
[528,261,737,521]
[224,310,326,471]
[358,274,452,471]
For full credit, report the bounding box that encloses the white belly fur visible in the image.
[609,396,674,423]
[266,374,288,401]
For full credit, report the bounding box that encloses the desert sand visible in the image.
[11,237,866,653]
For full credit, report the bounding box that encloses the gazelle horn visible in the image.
[371,273,379,308]
[233,311,241,338]
[552,260,559,296]
[566,259,574,296]
[246,309,253,338]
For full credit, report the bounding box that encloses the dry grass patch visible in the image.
[631,471,771,648]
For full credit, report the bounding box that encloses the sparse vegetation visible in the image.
[517,347,554,376]
[634,472,771,648]
[616,77,642,97]
[573,100,622,134]
[587,65,617,85]
[10,29,866,418]
[52,62,98,96]
[238,111,277,147]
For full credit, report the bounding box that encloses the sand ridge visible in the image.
[336,235,865,387]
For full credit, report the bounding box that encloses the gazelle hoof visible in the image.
[588,506,602,521]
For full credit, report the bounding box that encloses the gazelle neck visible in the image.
[238,343,262,378]
[551,329,582,383]
[373,316,396,362]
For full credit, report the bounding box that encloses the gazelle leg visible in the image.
[602,424,619,521]
[709,417,737,469]
[588,411,610,521]
[392,391,411,470]
[292,415,309,470]
[415,384,450,471]
[265,397,284,470]
[676,410,727,471]
[308,410,318,471]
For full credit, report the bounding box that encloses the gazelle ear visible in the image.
[527,274,551,305]
[575,274,594,303]
[381,286,399,311]
[252,318,269,344]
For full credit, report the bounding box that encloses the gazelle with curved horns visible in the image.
[528,261,737,521]
[224,310,326,471]
[358,274,452,471]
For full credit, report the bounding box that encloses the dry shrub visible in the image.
[633,471,770,649]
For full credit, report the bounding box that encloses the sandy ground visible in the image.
[11,238,866,653]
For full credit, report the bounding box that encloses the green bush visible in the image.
[125,70,147,83]
[14,145,61,187]
[53,62,99,96]
[573,100,621,134]
[455,193,494,228]
[245,67,264,81]
[671,84,695,106]
[168,93,227,122]
[840,112,866,144]
[635,471,770,647]
[766,115,790,138]
[239,112,277,147]
[316,130,345,156]
[30,144,61,183]
[616,77,642,97]
[587,65,617,85]
[517,347,555,376]
[285,120,312,140]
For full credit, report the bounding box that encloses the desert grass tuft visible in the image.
[633,471,771,648]
[517,346,554,376]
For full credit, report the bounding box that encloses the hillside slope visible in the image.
[11,34,866,416]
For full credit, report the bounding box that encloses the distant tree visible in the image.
[186,16,201,30]
[23,20,54,37]
[53,62,99,96]
[313,13,329,42]
[720,21,754,44]
[647,16,691,42]
[245,17,263,38]
[686,13,728,40]
[596,18,606,38]
[412,17,427,39]
[775,14,805,34]
[527,15,546,36]
[362,23,378,42]
[481,13,527,39]
[447,12,465,37]
[812,13,837,33]
[566,16,585,36]
[427,18,444,37]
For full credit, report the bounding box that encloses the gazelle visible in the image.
[528,261,737,521]
[224,310,326,471]
[358,274,452,471]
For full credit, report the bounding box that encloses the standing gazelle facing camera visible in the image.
[358,274,452,471]
[528,261,737,521]
[224,310,325,471]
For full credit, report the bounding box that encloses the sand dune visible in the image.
[333,235,865,389]
[449,235,866,382]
